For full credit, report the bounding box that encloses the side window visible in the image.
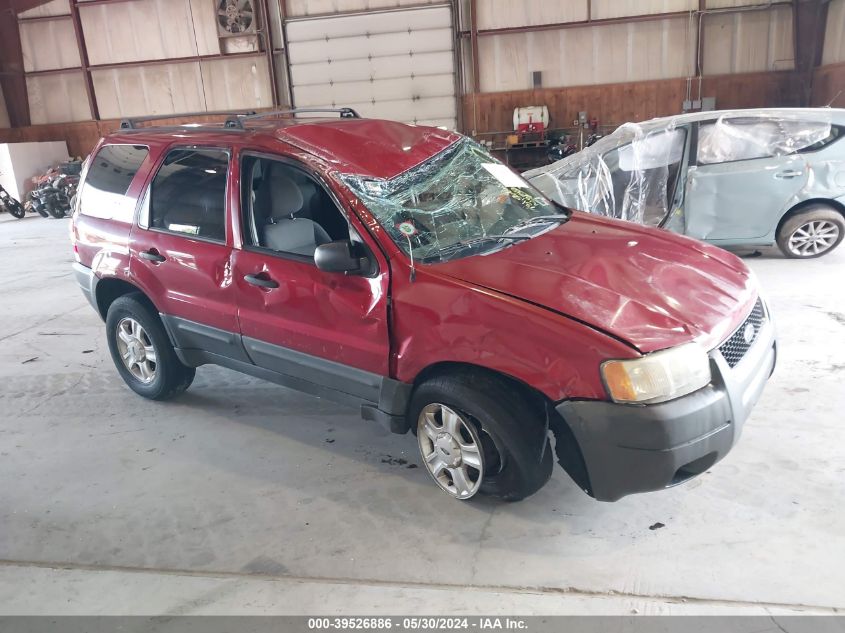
[148,148,229,241]
[240,155,349,258]
[697,118,836,165]
[79,144,148,221]
[799,125,844,153]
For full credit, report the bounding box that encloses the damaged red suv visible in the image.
[71,109,776,502]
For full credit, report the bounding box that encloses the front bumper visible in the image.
[557,314,776,502]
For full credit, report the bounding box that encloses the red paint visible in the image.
[72,119,759,404]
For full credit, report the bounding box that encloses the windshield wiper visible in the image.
[429,234,533,261]
[501,213,571,237]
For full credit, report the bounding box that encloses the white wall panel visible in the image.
[200,56,273,111]
[91,56,271,119]
[822,0,845,65]
[80,0,221,66]
[591,0,696,20]
[19,18,81,72]
[26,72,91,124]
[702,4,794,74]
[92,64,205,119]
[287,5,457,128]
[286,0,443,18]
[478,17,693,92]
[17,0,69,18]
[476,0,587,30]
[0,85,10,128]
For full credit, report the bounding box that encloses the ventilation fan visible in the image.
[216,0,257,37]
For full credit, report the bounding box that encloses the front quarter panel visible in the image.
[390,262,639,402]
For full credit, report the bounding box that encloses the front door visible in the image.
[130,146,246,361]
[232,150,391,401]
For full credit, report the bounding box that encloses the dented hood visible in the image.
[435,212,758,353]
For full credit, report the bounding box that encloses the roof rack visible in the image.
[119,107,361,131]
[223,107,361,129]
[119,110,258,130]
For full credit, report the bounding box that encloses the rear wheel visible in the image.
[410,370,553,501]
[106,294,195,400]
[777,206,844,258]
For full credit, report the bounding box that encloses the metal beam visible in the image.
[0,1,30,126]
[278,0,295,107]
[259,0,280,106]
[793,0,828,106]
[24,51,266,77]
[69,0,98,119]
[469,0,480,93]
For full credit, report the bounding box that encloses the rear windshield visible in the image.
[79,144,149,221]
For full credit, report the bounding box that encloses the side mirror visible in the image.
[314,240,365,274]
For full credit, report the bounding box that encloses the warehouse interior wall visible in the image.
[0,0,840,154]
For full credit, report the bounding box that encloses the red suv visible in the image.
[71,110,776,502]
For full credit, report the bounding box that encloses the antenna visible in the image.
[826,90,843,108]
[406,235,416,283]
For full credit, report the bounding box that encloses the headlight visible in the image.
[601,343,711,404]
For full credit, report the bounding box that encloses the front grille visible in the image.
[719,298,766,368]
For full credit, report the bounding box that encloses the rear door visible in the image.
[130,145,247,361]
[685,118,809,242]
[232,149,391,400]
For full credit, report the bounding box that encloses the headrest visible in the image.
[266,164,304,219]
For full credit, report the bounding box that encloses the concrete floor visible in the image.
[0,214,844,615]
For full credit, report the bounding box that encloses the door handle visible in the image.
[774,170,803,179]
[244,273,279,289]
[139,249,166,263]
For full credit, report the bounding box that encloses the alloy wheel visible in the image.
[417,403,484,499]
[788,220,840,257]
[115,317,157,384]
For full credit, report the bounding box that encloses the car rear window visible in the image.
[78,144,149,221]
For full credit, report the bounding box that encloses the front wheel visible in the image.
[410,371,553,501]
[106,294,195,400]
[777,206,844,258]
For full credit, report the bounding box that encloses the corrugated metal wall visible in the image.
[17,0,273,124]
[823,0,845,65]
[468,0,796,94]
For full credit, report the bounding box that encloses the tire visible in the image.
[45,204,66,219]
[409,370,553,502]
[777,205,845,259]
[105,294,195,400]
[5,199,25,219]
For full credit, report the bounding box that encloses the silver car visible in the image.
[525,108,845,258]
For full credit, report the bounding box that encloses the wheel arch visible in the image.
[95,277,157,321]
[409,360,592,495]
[776,198,845,238]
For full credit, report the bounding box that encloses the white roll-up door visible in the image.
[286,4,457,130]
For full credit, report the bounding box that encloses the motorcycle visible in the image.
[546,137,578,164]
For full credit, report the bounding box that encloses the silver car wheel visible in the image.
[115,317,157,384]
[417,403,484,500]
[788,220,841,257]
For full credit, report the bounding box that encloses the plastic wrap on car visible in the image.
[524,121,686,227]
[524,111,836,233]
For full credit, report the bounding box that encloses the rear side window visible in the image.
[79,144,148,221]
[147,148,229,242]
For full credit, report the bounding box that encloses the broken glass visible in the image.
[340,139,567,263]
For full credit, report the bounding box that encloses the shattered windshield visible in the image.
[340,139,567,263]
